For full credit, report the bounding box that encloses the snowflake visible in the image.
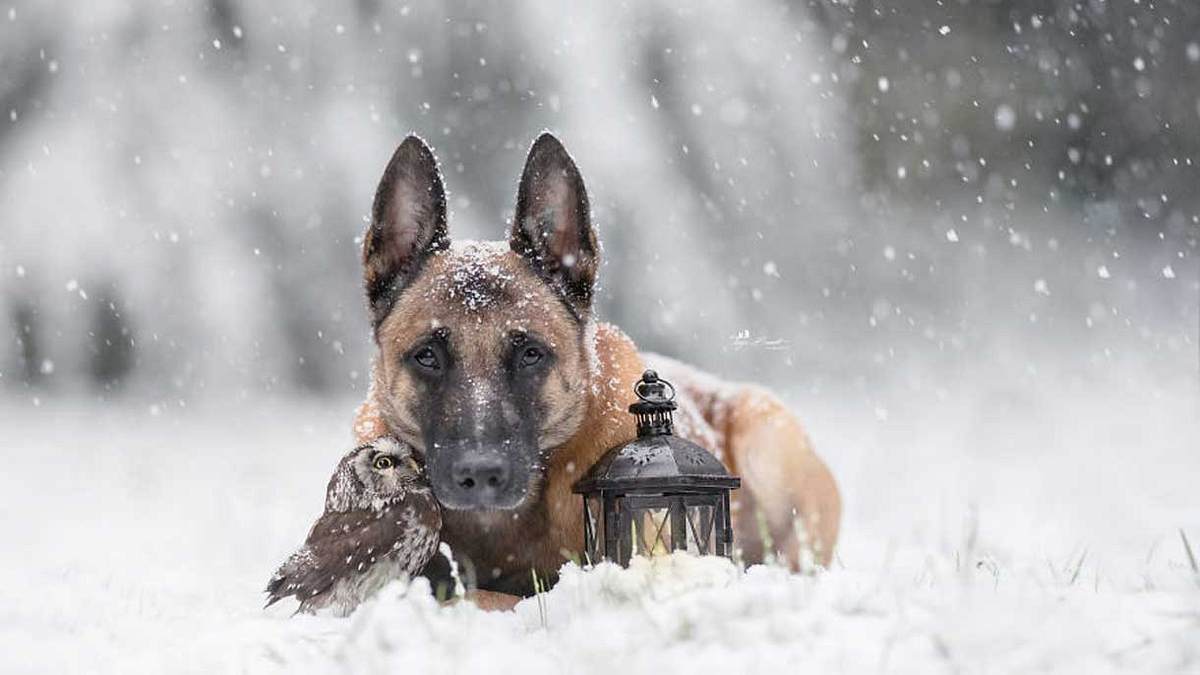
[621,445,661,466]
[683,447,711,466]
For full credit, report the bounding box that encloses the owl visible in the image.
[265,437,442,616]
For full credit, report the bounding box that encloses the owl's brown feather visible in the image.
[266,494,441,612]
[266,439,442,615]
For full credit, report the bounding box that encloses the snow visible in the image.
[2,368,1197,674]
[994,104,1017,132]
[426,240,517,313]
[321,552,1200,674]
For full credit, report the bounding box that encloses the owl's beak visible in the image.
[406,457,422,474]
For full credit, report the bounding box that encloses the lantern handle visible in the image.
[634,369,676,403]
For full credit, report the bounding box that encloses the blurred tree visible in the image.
[87,285,136,390]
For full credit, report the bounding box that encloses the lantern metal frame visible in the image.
[574,370,740,566]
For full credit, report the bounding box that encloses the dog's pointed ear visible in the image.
[509,133,598,316]
[363,135,449,327]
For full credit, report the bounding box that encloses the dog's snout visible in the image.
[451,454,511,494]
[430,442,530,511]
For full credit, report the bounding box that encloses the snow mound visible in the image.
[269,553,1199,675]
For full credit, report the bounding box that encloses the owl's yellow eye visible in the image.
[372,455,395,471]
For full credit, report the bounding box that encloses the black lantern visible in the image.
[573,370,740,566]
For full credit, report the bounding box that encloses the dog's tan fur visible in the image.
[365,242,592,450]
[352,134,840,599]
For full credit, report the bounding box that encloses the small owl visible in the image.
[265,437,442,616]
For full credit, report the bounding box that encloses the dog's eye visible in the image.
[373,455,395,471]
[412,346,440,371]
[520,346,544,367]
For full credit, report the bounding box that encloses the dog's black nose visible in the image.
[451,453,511,495]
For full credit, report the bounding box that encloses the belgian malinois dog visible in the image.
[351,133,840,601]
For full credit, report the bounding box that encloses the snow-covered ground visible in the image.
[2,368,1198,674]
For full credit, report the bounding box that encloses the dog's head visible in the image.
[361,133,598,511]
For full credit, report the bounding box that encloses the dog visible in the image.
[350,133,841,601]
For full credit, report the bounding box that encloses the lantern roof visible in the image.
[572,433,740,493]
[573,370,740,494]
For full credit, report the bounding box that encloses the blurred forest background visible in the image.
[1,0,1196,405]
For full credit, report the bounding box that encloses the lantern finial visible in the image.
[630,369,677,437]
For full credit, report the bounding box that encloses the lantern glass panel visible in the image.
[583,494,604,564]
[683,501,716,555]
[632,506,673,556]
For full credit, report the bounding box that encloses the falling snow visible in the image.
[994,104,1017,131]
[1,1,1197,672]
